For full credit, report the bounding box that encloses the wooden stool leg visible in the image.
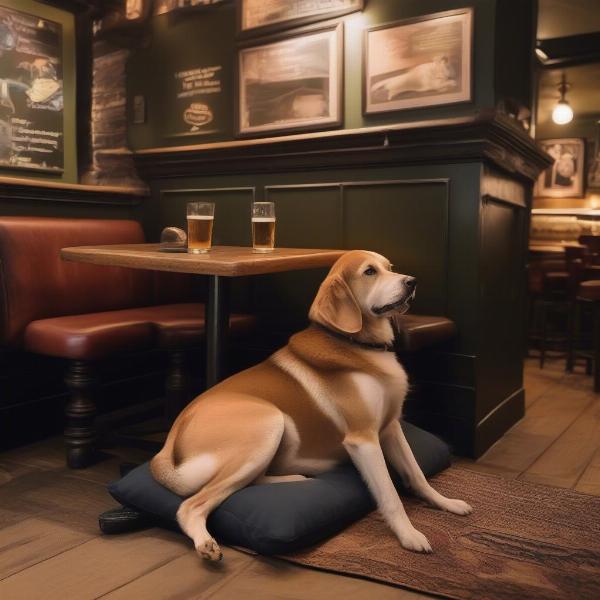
[566,301,575,372]
[64,360,97,469]
[540,302,547,369]
[165,349,189,425]
[594,303,600,393]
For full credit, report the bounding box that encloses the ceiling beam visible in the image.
[537,31,600,68]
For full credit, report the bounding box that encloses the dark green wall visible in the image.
[126,0,540,456]
[127,0,510,150]
[0,0,78,183]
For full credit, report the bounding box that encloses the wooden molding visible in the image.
[133,111,552,183]
[0,175,146,205]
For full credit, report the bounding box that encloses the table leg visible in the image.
[206,275,230,388]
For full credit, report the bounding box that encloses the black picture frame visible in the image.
[535,138,586,199]
[0,4,64,174]
[363,8,474,116]
[237,0,363,38]
[235,22,344,138]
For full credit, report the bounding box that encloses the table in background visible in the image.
[61,244,345,387]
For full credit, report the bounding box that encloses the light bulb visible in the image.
[552,100,573,125]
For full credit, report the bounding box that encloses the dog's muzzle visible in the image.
[372,286,417,315]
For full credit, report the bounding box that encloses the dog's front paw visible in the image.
[197,538,223,562]
[399,527,432,553]
[439,498,473,515]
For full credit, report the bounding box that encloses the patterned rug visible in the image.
[280,468,600,600]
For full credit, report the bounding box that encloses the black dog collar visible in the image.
[313,323,396,352]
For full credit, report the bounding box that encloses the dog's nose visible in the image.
[405,277,417,289]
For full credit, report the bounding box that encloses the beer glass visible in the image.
[252,202,276,252]
[187,202,214,254]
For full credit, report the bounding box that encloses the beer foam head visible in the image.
[252,217,276,222]
[187,215,214,220]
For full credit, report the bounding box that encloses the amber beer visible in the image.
[252,202,276,252]
[252,218,276,252]
[187,202,215,254]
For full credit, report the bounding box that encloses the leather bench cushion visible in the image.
[108,420,451,556]
[25,307,157,360]
[24,303,256,360]
[578,280,600,301]
[153,304,257,348]
[393,314,456,352]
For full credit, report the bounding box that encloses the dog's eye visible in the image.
[363,266,377,276]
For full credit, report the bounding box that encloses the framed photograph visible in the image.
[364,8,473,115]
[236,23,343,137]
[536,138,586,198]
[238,0,363,36]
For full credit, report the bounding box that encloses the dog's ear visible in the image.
[309,274,362,334]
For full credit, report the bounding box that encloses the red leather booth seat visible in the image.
[0,217,254,359]
[0,217,256,468]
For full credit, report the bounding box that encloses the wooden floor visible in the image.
[0,358,598,600]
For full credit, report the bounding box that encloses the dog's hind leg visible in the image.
[254,474,309,484]
[176,405,285,561]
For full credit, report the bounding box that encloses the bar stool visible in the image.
[528,260,570,368]
[565,247,589,372]
[575,280,600,392]
[579,235,600,264]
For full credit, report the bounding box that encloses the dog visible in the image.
[371,55,456,101]
[151,250,472,561]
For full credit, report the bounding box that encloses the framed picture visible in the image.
[588,125,600,190]
[364,8,473,115]
[236,23,343,137]
[238,0,363,36]
[536,138,586,198]
[154,0,229,16]
[0,5,64,173]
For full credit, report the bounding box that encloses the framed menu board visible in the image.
[238,0,363,36]
[0,4,64,173]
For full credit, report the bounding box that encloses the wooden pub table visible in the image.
[61,244,345,387]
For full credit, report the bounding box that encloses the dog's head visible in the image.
[309,250,416,335]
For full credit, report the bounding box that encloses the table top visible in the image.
[61,244,346,277]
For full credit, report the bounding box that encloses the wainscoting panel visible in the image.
[343,180,449,315]
[477,194,527,421]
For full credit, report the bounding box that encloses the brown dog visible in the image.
[151,250,472,561]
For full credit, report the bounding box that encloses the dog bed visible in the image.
[107,420,451,555]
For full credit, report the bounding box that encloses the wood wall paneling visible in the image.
[478,197,527,416]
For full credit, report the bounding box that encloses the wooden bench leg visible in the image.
[64,360,97,469]
[165,349,189,426]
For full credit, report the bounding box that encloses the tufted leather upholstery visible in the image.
[0,217,152,347]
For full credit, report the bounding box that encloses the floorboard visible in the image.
[575,446,600,495]
[0,356,598,599]
[0,518,91,581]
[476,386,594,474]
[521,396,600,488]
[0,530,189,600]
[99,548,255,600]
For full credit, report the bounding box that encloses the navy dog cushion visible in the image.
[108,420,450,555]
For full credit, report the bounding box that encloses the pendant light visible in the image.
[552,74,573,125]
